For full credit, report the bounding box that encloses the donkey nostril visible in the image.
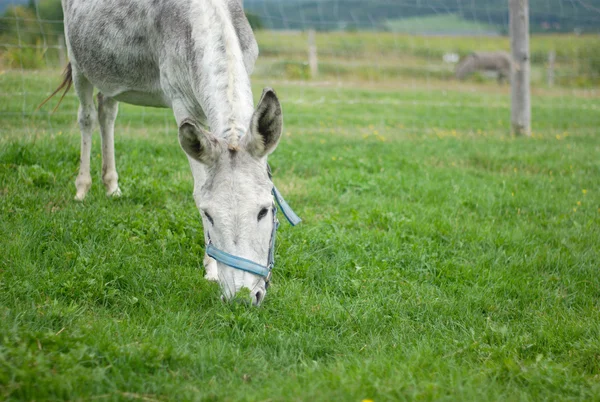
[253,290,264,306]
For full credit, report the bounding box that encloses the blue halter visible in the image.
[205,168,301,287]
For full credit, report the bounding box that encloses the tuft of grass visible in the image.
[0,70,599,400]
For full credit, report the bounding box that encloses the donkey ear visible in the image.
[178,119,218,165]
[246,88,283,158]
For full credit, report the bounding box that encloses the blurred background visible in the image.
[0,0,598,136]
[1,0,599,85]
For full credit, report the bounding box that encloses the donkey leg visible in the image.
[73,72,96,201]
[97,93,121,197]
[203,253,219,282]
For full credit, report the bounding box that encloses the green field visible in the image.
[253,31,600,87]
[384,14,498,35]
[3,23,600,86]
[1,67,600,401]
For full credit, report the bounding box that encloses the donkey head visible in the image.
[178,88,283,305]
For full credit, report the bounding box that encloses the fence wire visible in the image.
[0,0,598,136]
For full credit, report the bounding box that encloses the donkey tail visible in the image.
[37,63,73,113]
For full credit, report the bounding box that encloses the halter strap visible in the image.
[206,243,273,278]
[268,164,301,226]
[204,168,299,287]
[273,186,301,226]
[206,203,279,285]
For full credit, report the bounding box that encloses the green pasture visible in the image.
[384,14,499,35]
[2,27,599,86]
[254,31,599,87]
[1,69,600,400]
[254,31,599,62]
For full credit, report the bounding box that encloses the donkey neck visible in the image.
[189,0,254,144]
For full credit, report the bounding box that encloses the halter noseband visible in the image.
[205,166,301,287]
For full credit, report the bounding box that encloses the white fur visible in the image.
[62,0,279,305]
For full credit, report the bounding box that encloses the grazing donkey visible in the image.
[455,51,513,84]
[53,0,293,305]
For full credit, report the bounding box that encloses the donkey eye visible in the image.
[257,208,269,221]
[204,212,214,225]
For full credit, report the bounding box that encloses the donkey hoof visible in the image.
[204,272,219,282]
[106,186,122,197]
[74,193,86,201]
[203,255,218,282]
[75,176,91,201]
[74,189,89,201]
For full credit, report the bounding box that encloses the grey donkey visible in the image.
[43,0,289,305]
[455,51,513,84]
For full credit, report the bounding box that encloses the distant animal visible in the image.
[44,0,292,305]
[443,52,460,64]
[455,51,512,84]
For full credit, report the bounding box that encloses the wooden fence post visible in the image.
[547,50,555,87]
[308,29,318,78]
[509,0,531,136]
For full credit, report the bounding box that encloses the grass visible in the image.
[3,27,599,85]
[254,30,599,62]
[1,68,600,401]
[253,31,600,86]
[384,14,498,35]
